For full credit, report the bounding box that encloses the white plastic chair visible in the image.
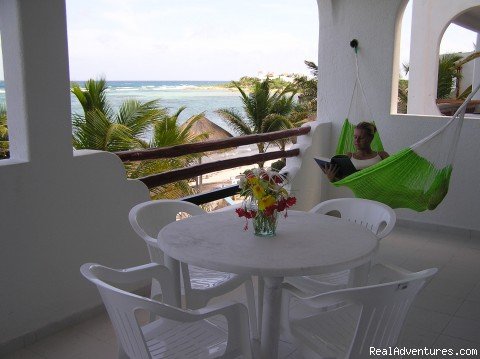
[282,266,437,359]
[285,198,396,291]
[81,262,253,359]
[310,198,396,239]
[129,200,258,338]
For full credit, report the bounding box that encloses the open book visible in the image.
[314,155,358,178]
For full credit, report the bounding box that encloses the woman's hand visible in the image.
[321,163,339,182]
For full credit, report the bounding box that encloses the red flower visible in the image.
[272,175,284,184]
[277,198,287,212]
[264,204,277,217]
[286,197,296,207]
[236,207,246,217]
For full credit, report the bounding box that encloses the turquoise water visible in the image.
[0,80,244,133]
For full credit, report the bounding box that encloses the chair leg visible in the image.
[245,278,259,340]
[257,276,264,339]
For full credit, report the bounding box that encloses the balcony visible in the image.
[2,1,480,358]
[5,224,480,359]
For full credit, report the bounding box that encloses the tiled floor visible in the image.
[5,224,480,358]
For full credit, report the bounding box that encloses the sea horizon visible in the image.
[0,80,245,135]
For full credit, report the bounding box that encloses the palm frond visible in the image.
[116,99,165,138]
[216,108,252,136]
[304,60,318,77]
[71,78,113,118]
[261,114,292,133]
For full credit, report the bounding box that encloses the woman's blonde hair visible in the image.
[355,121,376,137]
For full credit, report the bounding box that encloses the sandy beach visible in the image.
[194,144,279,186]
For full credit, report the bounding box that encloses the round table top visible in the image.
[159,210,378,277]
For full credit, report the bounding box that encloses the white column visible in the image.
[0,0,72,162]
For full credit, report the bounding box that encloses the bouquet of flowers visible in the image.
[235,168,296,236]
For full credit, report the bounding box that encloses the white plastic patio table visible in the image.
[158,210,378,359]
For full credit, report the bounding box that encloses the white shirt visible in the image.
[350,154,382,170]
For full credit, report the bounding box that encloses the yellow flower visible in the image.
[248,177,259,186]
[252,184,265,199]
[258,195,276,210]
[279,188,289,197]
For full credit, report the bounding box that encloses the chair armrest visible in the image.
[367,262,413,284]
[194,302,252,359]
[284,276,344,295]
[142,300,253,358]
[376,217,396,239]
[82,263,177,305]
[282,282,350,310]
[188,274,250,298]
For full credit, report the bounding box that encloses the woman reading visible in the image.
[322,121,389,181]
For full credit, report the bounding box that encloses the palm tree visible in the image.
[0,104,8,159]
[127,107,209,199]
[437,53,463,99]
[71,78,166,151]
[216,78,297,167]
[397,79,408,114]
[293,60,318,112]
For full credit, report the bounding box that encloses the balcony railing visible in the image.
[115,126,311,205]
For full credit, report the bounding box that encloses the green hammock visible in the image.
[330,84,479,212]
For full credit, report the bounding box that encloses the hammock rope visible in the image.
[331,49,480,211]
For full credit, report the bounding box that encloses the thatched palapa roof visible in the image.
[181,116,233,141]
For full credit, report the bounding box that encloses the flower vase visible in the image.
[253,210,278,237]
[250,201,279,237]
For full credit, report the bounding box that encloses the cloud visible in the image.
[66,0,318,80]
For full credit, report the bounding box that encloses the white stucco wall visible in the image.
[407,0,480,115]
[0,0,150,351]
[284,121,331,211]
[309,0,480,230]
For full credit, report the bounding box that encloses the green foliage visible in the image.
[0,104,8,159]
[217,78,301,167]
[126,107,209,200]
[437,53,463,99]
[397,79,408,114]
[223,76,292,90]
[270,159,286,172]
[72,78,167,152]
[403,53,464,101]
[71,77,207,200]
[292,60,317,113]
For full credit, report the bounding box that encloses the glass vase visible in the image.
[252,209,279,237]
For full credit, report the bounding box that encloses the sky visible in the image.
[0,0,477,81]
[65,0,319,81]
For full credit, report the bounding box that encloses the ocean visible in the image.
[0,80,244,134]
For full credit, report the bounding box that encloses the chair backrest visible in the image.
[309,198,396,239]
[129,200,206,263]
[80,263,175,359]
[309,268,437,358]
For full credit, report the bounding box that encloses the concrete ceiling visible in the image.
[452,7,480,33]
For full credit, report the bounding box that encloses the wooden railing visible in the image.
[115,126,311,204]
